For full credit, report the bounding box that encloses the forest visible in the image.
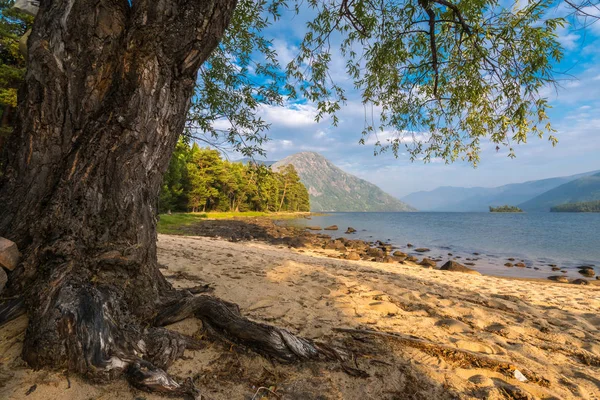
[551,201,600,212]
[159,140,310,213]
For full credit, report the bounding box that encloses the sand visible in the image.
[1,233,599,399]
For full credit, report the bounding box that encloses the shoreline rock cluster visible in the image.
[176,218,487,276]
[177,217,598,285]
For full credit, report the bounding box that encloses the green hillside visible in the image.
[519,172,600,212]
[272,152,416,212]
[551,200,600,212]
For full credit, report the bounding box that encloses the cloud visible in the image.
[557,28,580,50]
[258,103,321,128]
[272,39,298,67]
[362,130,429,146]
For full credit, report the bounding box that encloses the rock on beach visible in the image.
[439,261,481,275]
[0,237,19,271]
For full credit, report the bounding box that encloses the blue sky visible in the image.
[229,1,600,198]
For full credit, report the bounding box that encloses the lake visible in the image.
[285,212,600,280]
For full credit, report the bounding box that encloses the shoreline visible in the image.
[160,213,580,286]
[172,214,598,285]
[277,214,599,284]
[1,232,599,399]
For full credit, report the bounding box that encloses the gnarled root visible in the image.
[0,297,25,327]
[20,281,361,398]
[22,282,201,397]
[127,359,199,397]
[155,294,355,366]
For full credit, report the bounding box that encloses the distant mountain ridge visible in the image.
[402,170,600,212]
[519,172,600,212]
[272,152,416,212]
[235,157,277,167]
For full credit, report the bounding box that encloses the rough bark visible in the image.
[0,0,357,396]
[0,0,236,394]
[0,0,237,304]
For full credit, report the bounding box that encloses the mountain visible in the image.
[402,170,600,212]
[235,157,277,167]
[272,152,416,212]
[519,172,600,212]
[401,186,494,211]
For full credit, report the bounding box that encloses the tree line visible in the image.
[159,140,309,213]
[551,201,600,213]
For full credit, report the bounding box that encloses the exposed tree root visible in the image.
[0,297,25,327]
[335,327,550,387]
[18,282,204,397]
[9,278,364,399]
[155,294,364,373]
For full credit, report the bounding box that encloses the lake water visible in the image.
[285,212,600,280]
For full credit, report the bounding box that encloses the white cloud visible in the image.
[363,129,429,146]
[212,119,232,131]
[556,26,580,50]
[541,65,600,104]
[272,39,298,67]
[258,103,320,128]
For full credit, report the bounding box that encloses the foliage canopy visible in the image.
[1,0,597,165]
[187,0,592,165]
[159,139,310,213]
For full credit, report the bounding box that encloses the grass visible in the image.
[157,211,311,234]
[157,213,208,234]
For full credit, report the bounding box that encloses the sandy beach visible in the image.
[1,229,599,399]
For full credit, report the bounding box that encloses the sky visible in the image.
[225,1,600,198]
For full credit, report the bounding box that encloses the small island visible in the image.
[551,200,600,212]
[489,205,524,213]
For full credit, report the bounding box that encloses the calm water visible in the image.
[286,212,600,279]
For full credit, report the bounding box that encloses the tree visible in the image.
[159,138,190,213]
[0,0,595,396]
[0,1,32,150]
[0,1,333,397]
[186,145,225,212]
[276,164,307,211]
[158,141,310,213]
[222,161,249,211]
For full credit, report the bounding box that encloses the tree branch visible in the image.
[425,6,439,97]
[431,0,472,34]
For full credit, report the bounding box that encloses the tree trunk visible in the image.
[0,1,351,396]
[0,0,236,392]
[278,183,288,212]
